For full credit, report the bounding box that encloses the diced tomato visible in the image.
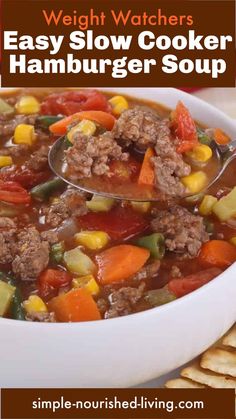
[168,267,222,298]
[79,206,148,240]
[109,158,141,182]
[172,101,198,153]
[38,269,72,298]
[0,167,51,189]
[0,181,31,204]
[40,90,111,116]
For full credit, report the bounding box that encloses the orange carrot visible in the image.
[96,244,150,285]
[138,147,155,186]
[214,128,230,145]
[48,288,101,322]
[49,111,116,135]
[198,240,236,269]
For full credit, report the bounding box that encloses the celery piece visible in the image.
[64,247,96,276]
[0,98,14,115]
[50,241,65,264]
[145,286,176,307]
[0,280,15,316]
[213,187,236,221]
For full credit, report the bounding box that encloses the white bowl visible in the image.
[1,88,236,388]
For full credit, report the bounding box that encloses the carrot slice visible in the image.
[49,111,116,135]
[214,128,230,145]
[96,244,150,284]
[48,288,101,322]
[138,147,155,186]
[198,240,236,269]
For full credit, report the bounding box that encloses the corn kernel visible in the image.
[74,230,110,250]
[23,295,48,315]
[15,96,40,114]
[67,120,97,143]
[109,95,129,116]
[14,124,36,145]
[72,275,100,296]
[181,171,208,194]
[0,156,13,168]
[230,237,236,246]
[186,144,212,163]
[86,195,114,212]
[131,201,151,213]
[199,195,218,216]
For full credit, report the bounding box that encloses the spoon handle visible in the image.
[221,141,236,170]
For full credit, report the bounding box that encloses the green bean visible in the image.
[145,287,176,307]
[0,272,25,320]
[64,137,73,148]
[50,241,65,264]
[31,178,64,201]
[197,127,212,145]
[136,233,165,259]
[9,282,25,320]
[37,115,63,129]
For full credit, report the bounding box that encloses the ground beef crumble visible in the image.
[113,108,190,197]
[151,120,191,197]
[104,283,146,319]
[66,132,129,180]
[170,265,182,278]
[26,311,56,322]
[43,189,87,228]
[132,260,160,282]
[113,107,161,149]
[151,205,209,258]
[26,145,49,172]
[0,217,17,264]
[0,144,30,158]
[12,226,49,281]
[40,230,58,245]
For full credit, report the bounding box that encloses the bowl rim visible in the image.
[1,87,236,328]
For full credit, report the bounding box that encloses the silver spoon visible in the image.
[48,137,236,202]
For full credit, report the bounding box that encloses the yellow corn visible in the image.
[131,201,151,213]
[74,230,109,250]
[14,124,36,145]
[186,144,212,163]
[67,120,97,143]
[23,295,48,315]
[199,195,218,216]
[230,237,236,246]
[72,275,100,296]
[0,156,13,168]
[109,95,129,116]
[181,171,208,194]
[15,96,40,114]
[50,197,60,204]
[86,195,114,212]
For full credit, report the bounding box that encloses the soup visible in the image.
[0,88,235,322]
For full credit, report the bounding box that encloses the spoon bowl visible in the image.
[48,136,236,201]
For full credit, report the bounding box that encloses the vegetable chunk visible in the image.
[199,240,236,269]
[48,288,101,322]
[96,244,150,284]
